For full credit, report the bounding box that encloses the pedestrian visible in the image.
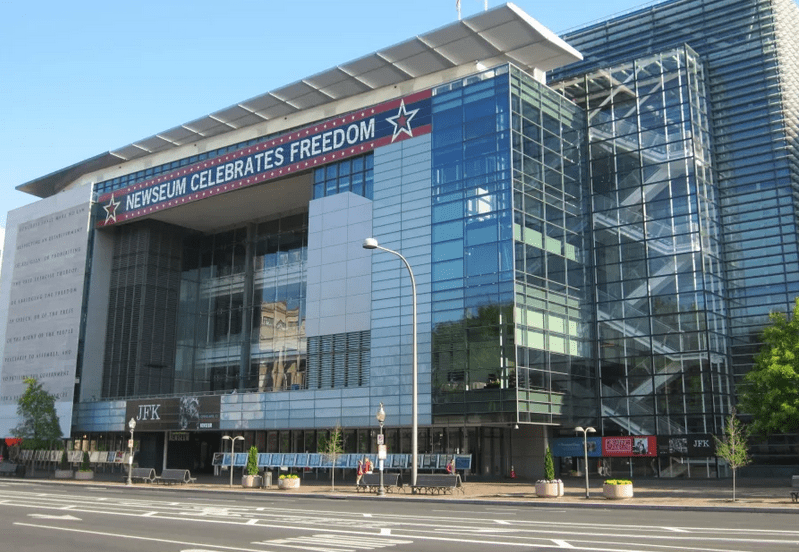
[364,456,372,474]
[356,459,363,486]
[446,458,454,474]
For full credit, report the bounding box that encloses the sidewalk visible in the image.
[10,469,798,513]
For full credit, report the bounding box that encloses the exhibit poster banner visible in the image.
[0,188,92,438]
[602,435,657,457]
[551,436,602,458]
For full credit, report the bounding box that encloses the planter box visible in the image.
[603,483,633,499]
[75,470,94,480]
[278,478,300,490]
[54,469,74,479]
[535,481,564,498]
[242,475,262,488]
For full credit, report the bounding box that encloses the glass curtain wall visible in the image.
[510,68,595,426]
[552,46,731,436]
[429,67,517,425]
[552,0,799,428]
[175,214,307,393]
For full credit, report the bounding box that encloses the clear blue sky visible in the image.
[0,0,652,227]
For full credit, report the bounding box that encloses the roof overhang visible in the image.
[17,3,581,199]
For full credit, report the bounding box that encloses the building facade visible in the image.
[1,0,797,479]
[551,0,799,467]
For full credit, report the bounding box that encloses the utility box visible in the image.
[263,470,272,488]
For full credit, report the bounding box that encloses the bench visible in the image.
[0,463,24,477]
[356,472,403,493]
[790,475,799,502]
[411,473,463,495]
[154,469,196,485]
[127,467,156,483]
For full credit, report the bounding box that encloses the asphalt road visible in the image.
[1,480,798,552]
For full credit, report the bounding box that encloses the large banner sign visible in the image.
[97,90,432,227]
[551,436,602,458]
[125,396,221,431]
[553,435,716,458]
[602,436,656,457]
[656,434,715,457]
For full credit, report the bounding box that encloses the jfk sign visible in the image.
[125,396,221,431]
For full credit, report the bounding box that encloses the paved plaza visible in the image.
[8,469,797,513]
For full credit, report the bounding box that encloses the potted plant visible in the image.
[54,448,73,479]
[534,446,563,498]
[603,479,633,499]
[242,446,261,488]
[278,473,300,489]
[75,450,94,480]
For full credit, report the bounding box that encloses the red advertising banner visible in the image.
[602,436,656,457]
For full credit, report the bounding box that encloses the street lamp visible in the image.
[376,402,386,497]
[363,237,418,488]
[126,417,136,486]
[222,435,244,487]
[574,426,596,499]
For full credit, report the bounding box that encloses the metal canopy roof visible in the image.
[18,3,581,199]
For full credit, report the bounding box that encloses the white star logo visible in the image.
[103,193,120,224]
[386,100,419,142]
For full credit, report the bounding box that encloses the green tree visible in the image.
[320,423,345,491]
[714,410,751,502]
[246,446,259,476]
[12,377,62,451]
[80,450,91,472]
[739,298,799,435]
[544,446,556,481]
[59,448,69,470]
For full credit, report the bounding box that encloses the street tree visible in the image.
[321,423,345,491]
[12,377,62,476]
[738,298,799,435]
[713,410,751,502]
[12,377,62,450]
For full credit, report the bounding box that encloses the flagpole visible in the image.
[456,0,461,20]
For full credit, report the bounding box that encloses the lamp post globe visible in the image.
[222,435,244,487]
[376,402,386,496]
[362,237,418,488]
[575,426,596,499]
[126,417,136,486]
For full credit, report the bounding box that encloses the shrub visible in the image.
[246,446,259,476]
[80,451,91,472]
[59,449,69,470]
[544,446,555,481]
[604,479,632,485]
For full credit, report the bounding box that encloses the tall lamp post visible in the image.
[574,426,595,499]
[222,435,244,487]
[126,417,136,486]
[363,238,418,488]
[376,402,386,497]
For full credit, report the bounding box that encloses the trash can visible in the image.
[263,470,272,488]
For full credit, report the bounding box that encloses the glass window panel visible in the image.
[432,259,464,281]
[465,243,498,276]
[432,239,464,262]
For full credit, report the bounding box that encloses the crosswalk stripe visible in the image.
[314,535,412,546]
[258,533,413,552]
